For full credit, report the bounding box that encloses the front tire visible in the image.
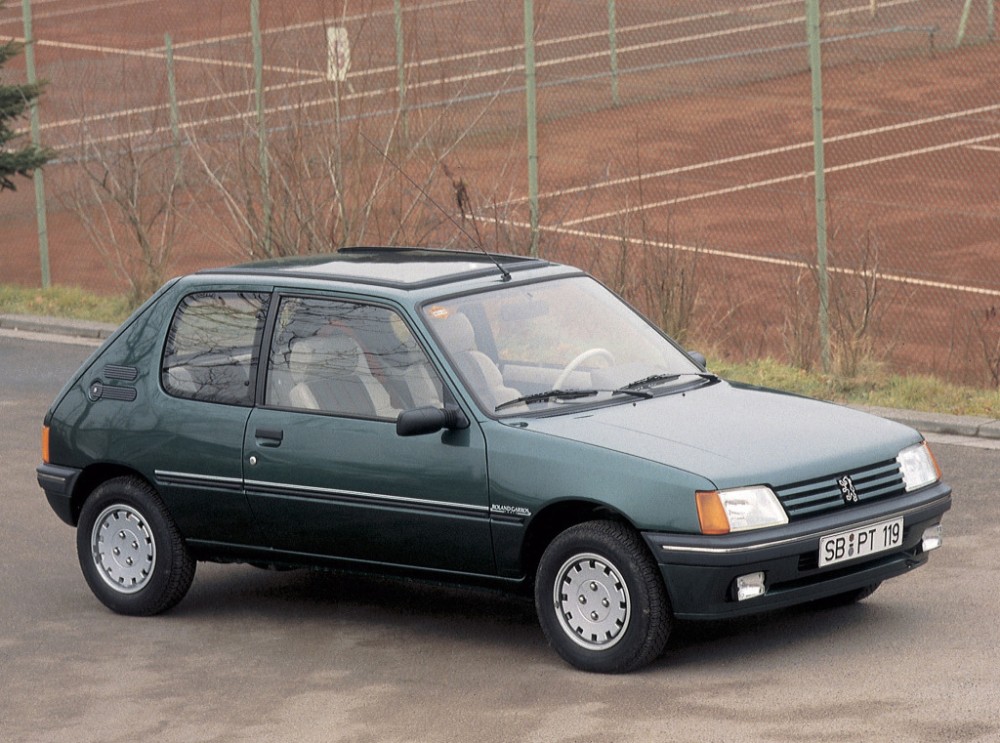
[77,476,195,616]
[535,521,671,673]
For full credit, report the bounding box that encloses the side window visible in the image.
[162,291,270,406]
[265,297,444,419]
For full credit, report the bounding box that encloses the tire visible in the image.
[534,520,671,673]
[76,476,196,616]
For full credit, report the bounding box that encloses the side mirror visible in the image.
[688,351,707,369]
[396,406,470,437]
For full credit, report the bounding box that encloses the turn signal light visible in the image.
[696,491,731,535]
[42,425,50,464]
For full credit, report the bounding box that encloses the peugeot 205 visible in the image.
[37,248,951,673]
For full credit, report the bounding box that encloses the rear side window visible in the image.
[162,291,270,405]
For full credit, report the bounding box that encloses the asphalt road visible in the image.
[1,333,998,743]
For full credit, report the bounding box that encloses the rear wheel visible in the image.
[77,476,195,615]
[535,520,671,673]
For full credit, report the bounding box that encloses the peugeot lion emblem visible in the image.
[838,474,859,504]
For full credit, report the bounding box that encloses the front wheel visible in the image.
[535,521,671,673]
[77,476,196,616]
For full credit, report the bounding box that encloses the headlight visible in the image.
[696,486,788,535]
[898,442,941,492]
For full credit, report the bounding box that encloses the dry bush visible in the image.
[972,305,1000,387]
[60,60,185,308]
[780,225,901,378]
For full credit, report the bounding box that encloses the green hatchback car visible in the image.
[38,248,951,673]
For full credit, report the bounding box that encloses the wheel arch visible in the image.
[520,499,637,582]
[68,464,152,526]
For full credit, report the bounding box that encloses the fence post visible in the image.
[608,0,620,107]
[21,0,49,288]
[394,0,408,142]
[956,0,975,46]
[806,0,831,372]
[523,0,540,256]
[250,0,272,256]
[165,34,183,178]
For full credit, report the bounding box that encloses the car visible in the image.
[37,247,951,673]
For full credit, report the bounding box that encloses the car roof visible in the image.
[197,247,557,291]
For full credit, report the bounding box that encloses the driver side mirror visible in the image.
[396,406,470,437]
[688,351,707,369]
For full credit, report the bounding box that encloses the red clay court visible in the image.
[1,0,998,384]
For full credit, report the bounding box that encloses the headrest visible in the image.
[435,313,477,354]
[289,334,362,375]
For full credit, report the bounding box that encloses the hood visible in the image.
[519,381,921,489]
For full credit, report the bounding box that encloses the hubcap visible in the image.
[91,505,156,594]
[553,552,631,651]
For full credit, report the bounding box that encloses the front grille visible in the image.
[775,458,906,520]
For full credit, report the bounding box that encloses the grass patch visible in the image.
[0,284,131,325]
[712,356,1000,418]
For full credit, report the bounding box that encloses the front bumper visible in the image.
[643,481,951,620]
[37,463,82,526]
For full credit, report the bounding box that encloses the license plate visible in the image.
[818,517,903,568]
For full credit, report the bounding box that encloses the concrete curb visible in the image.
[4,313,998,442]
[0,313,118,340]
[848,404,1000,442]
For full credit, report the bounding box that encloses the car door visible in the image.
[243,294,494,575]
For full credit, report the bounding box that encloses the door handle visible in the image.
[255,428,284,447]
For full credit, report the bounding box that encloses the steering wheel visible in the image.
[553,348,616,390]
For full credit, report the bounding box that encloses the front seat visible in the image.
[287,334,396,418]
[434,313,521,412]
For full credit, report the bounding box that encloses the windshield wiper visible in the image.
[614,373,680,393]
[495,388,599,413]
[613,372,718,396]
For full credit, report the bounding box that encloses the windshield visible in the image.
[423,275,704,416]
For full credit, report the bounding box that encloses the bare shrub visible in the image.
[781,266,820,371]
[972,305,1000,387]
[591,143,701,345]
[827,227,889,378]
[60,61,185,308]
[780,225,901,378]
[180,7,522,261]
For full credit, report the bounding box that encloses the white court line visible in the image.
[28,0,916,135]
[522,222,1000,300]
[49,56,528,147]
[967,144,1000,153]
[162,0,801,53]
[165,0,477,51]
[0,0,153,26]
[7,36,321,79]
[512,101,1000,207]
[562,131,1000,227]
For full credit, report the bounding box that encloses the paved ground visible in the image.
[1,332,998,743]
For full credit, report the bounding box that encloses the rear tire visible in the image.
[535,520,671,673]
[77,476,195,615]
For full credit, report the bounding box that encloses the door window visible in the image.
[265,297,444,419]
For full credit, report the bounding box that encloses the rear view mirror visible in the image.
[396,406,470,436]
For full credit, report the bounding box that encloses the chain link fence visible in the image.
[3,0,998,385]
